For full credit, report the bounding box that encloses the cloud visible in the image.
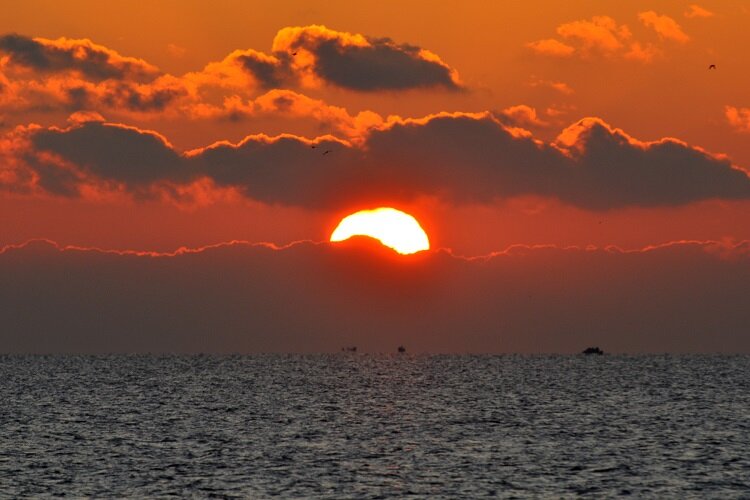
[182,48,294,92]
[0,34,158,81]
[529,78,574,95]
[527,13,688,62]
[7,113,750,210]
[166,43,186,58]
[194,89,384,140]
[0,27,461,119]
[66,110,106,124]
[0,69,14,107]
[623,41,662,63]
[498,105,548,128]
[270,25,462,91]
[553,118,750,207]
[556,16,631,53]
[725,106,750,133]
[638,11,690,43]
[200,25,463,92]
[0,35,188,115]
[0,69,188,115]
[544,104,576,118]
[684,4,714,18]
[31,122,184,185]
[0,238,748,353]
[526,38,575,57]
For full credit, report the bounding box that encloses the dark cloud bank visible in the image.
[18,114,750,210]
[0,26,460,110]
[239,26,461,91]
[1,238,748,353]
[0,33,157,81]
[0,28,460,119]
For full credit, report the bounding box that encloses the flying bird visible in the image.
[323,150,332,155]
[708,64,716,70]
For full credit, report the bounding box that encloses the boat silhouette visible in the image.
[582,347,604,355]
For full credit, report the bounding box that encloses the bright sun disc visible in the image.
[330,207,430,255]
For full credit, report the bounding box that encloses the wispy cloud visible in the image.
[726,106,750,133]
[529,78,575,95]
[638,11,690,43]
[1,238,747,353]
[527,12,690,63]
[684,4,714,18]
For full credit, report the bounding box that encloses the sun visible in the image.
[330,207,430,255]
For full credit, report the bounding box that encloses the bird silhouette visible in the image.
[709,64,716,70]
[322,150,332,155]
[291,51,298,56]
[310,145,317,149]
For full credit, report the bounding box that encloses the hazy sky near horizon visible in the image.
[1,1,748,352]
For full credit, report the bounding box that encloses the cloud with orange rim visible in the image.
[4,112,749,209]
[0,26,462,119]
[526,11,691,63]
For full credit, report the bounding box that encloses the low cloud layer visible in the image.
[1,238,747,353]
[5,112,750,210]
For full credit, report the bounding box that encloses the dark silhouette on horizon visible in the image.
[397,345,406,353]
[342,346,357,352]
[582,347,604,355]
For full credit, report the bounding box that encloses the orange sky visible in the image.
[2,1,749,256]
[3,1,750,156]
[1,1,748,352]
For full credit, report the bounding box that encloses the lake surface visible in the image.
[1,354,749,498]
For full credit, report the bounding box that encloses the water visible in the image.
[1,355,749,498]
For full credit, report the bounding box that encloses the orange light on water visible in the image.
[330,207,430,255]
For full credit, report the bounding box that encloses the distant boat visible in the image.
[582,347,604,355]
[341,346,357,352]
[397,345,406,353]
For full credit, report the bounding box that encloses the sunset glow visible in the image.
[4,5,750,496]
[1,1,749,354]
[330,208,430,254]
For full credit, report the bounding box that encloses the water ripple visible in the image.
[0,354,748,498]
